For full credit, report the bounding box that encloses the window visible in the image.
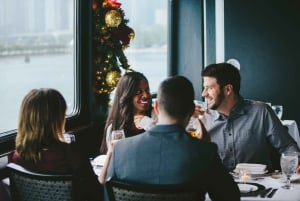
[120,0,168,94]
[0,0,168,135]
[0,0,75,133]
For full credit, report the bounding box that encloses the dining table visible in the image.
[205,173,300,201]
[282,120,300,149]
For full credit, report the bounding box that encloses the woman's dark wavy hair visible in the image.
[100,71,152,153]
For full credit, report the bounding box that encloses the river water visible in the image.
[0,51,167,133]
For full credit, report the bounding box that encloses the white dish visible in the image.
[90,155,106,176]
[91,154,106,166]
[238,183,258,193]
[235,163,267,174]
[233,169,268,176]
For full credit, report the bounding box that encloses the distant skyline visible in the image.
[0,0,167,37]
[0,0,73,36]
[122,0,167,27]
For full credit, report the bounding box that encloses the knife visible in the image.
[260,187,272,198]
[267,188,278,198]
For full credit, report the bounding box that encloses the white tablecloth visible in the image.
[282,120,300,149]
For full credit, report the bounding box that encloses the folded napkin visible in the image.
[235,163,267,174]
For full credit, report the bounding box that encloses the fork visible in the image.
[267,188,278,198]
[260,187,272,198]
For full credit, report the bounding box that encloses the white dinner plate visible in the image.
[238,183,258,193]
[90,155,106,176]
[91,154,106,166]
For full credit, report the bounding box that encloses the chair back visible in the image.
[6,163,74,201]
[105,178,204,201]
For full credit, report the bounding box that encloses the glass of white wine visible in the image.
[280,151,298,189]
[111,129,125,144]
[186,117,203,139]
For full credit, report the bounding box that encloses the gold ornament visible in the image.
[129,30,135,41]
[106,71,121,87]
[101,26,108,34]
[105,10,122,27]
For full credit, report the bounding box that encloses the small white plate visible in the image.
[238,183,258,193]
[91,155,106,166]
[90,155,106,176]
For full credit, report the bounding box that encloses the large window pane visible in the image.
[121,0,168,93]
[0,0,75,133]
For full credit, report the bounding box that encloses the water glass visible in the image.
[272,105,283,120]
[280,151,298,189]
[194,99,208,118]
[63,133,75,143]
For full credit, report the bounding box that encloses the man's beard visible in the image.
[210,91,225,110]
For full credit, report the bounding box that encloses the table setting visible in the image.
[206,156,300,201]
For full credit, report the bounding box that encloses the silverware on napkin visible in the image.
[260,187,272,198]
[267,188,278,198]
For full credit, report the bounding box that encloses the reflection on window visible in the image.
[120,0,168,93]
[0,0,75,133]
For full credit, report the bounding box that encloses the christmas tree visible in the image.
[93,0,134,102]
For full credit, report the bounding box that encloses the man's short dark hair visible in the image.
[201,63,241,94]
[157,76,195,119]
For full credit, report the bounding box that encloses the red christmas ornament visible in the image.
[107,0,121,8]
[92,0,97,10]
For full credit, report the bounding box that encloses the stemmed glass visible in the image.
[280,151,298,189]
[272,105,283,120]
[111,129,125,144]
[186,117,203,139]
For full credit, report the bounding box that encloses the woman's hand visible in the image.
[98,142,115,185]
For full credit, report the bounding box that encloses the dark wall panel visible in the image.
[173,0,204,100]
[224,0,300,125]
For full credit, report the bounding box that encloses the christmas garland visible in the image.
[92,0,134,99]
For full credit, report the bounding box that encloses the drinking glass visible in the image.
[186,117,203,138]
[63,133,75,143]
[272,105,283,120]
[194,99,208,118]
[280,151,298,189]
[111,129,125,144]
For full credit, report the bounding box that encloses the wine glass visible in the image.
[194,100,207,118]
[280,151,298,189]
[186,117,203,138]
[272,105,283,120]
[111,129,125,144]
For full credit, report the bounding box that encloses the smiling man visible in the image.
[200,63,299,171]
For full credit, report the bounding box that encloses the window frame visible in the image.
[0,0,96,155]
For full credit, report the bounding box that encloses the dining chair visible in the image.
[6,163,74,201]
[105,178,204,201]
